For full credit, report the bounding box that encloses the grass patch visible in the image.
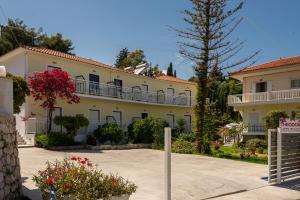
[210,146,267,164]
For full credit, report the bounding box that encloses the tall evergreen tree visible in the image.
[175,0,259,152]
[115,48,129,68]
[174,70,177,77]
[167,62,174,76]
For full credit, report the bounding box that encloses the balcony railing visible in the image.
[228,88,300,105]
[245,124,265,133]
[25,117,131,134]
[75,80,191,106]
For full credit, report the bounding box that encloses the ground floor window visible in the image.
[166,114,175,128]
[141,113,148,119]
[112,111,122,127]
[184,115,191,132]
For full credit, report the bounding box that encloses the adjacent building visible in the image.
[228,56,300,138]
[0,46,196,144]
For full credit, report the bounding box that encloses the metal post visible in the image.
[277,128,282,184]
[268,129,271,183]
[164,127,171,200]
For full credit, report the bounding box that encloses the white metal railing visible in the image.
[244,123,265,133]
[25,117,132,134]
[75,80,191,106]
[228,88,300,105]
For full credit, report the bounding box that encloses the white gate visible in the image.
[268,128,300,184]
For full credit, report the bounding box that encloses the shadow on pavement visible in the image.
[22,177,42,200]
[275,178,300,192]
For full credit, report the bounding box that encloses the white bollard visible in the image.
[164,127,171,200]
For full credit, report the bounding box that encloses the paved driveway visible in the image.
[19,148,300,200]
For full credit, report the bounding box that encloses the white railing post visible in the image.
[164,127,171,200]
[277,128,282,184]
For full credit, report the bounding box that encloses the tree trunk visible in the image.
[47,109,53,134]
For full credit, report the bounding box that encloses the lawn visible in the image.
[210,146,268,165]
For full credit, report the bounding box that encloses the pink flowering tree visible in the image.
[28,69,80,133]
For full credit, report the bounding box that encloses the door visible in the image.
[248,112,260,132]
[51,107,62,132]
[184,115,191,132]
[141,84,148,101]
[113,111,122,127]
[114,79,123,97]
[166,114,175,128]
[167,88,174,104]
[185,90,191,106]
[88,109,100,133]
[89,74,100,95]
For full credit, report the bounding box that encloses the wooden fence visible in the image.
[268,129,300,184]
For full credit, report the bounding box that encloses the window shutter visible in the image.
[267,81,272,91]
[251,82,256,93]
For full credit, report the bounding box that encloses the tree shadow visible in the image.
[22,177,42,200]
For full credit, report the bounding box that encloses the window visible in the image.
[291,79,300,89]
[256,82,267,93]
[112,111,122,126]
[47,65,61,71]
[89,74,100,95]
[141,113,148,119]
[166,114,175,128]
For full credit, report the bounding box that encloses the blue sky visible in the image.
[1,0,300,79]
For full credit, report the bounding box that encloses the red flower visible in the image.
[54,175,60,180]
[80,160,86,165]
[84,158,89,161]
[47,178,53,185]
[71,156,77,161]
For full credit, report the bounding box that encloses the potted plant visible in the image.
[33,157,137,200]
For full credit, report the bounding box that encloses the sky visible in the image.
[1,0,300,79]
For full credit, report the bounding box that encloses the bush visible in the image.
[265,111,288,129]
[94,123,125,144]
[177,132,195,142]
[172,139,196,154]
[33,157,137,199]
[130,117,168,144]
[54,115,89,135]
[175,118,186,134]
[35,132,74,148]
[245,138,267,154]
[86,134,97,146]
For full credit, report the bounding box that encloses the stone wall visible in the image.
[0,115,22,199]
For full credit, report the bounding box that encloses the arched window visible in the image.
[178,93,187,105]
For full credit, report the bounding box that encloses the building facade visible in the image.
[228,56,300,137]
[0,46,196,143]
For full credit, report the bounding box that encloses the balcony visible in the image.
[228,88,300,106]
[75,80,192,107]
[243,124,265,135]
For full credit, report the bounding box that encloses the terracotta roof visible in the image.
[21,46,194,85]
[22,46,119,71]
[156,75,195,85]
[231,55,300,75]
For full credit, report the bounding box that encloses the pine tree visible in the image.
[174,70,177,77]
[167,62,173,76]
[115,48,129,68]
[175,0,259,152]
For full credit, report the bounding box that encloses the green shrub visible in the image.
[245,138,267,154]
[131,117,168,144]
[94,123,125,144]
[175,118,186,134]
[265,111,288,129]
[177,132,195,142]
[35,132,74,148]
[54,115,89,135]
[201,135,211,154]
[172,139,196,154]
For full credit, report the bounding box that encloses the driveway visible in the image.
[19,148,300,200]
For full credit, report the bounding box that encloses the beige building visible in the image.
[228,56,300,137]
[0,46,196,143]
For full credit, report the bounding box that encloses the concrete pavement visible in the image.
[19,148,300,200]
